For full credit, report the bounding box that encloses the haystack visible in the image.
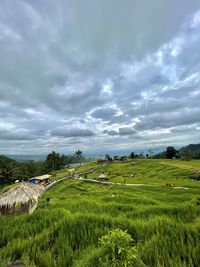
[0,183,45,216]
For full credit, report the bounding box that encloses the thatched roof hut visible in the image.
[0,183,45,216]
[98,173,108,181]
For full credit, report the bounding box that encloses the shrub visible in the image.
[98,229,138,267]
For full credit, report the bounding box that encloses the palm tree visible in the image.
[74,150,83,162]
[46,151,61,171]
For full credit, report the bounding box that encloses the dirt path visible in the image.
[45,166,191,191]
[45,168,98,190]
[74,177,189,189]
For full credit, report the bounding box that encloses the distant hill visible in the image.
[179,144,200,159]
[153,143,200,159]
[4,154,46,162]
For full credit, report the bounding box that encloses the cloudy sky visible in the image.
[0,0,200,155]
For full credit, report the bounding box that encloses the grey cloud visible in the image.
[170,125,199,133]
[0,1,200,152]
[91,108,117,120]
[135,108,200,131]
[51,127,95,138]
[106,114,130,125]
[118,127,136,135]
[0,129,38,141]
[103,130,118,136]
[104,127,137,136]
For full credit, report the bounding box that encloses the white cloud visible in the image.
[190,11,200,28]
[101,79,113,94]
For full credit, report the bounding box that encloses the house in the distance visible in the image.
[29,174,51,185]
[64,163,83,168]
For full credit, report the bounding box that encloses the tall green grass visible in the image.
[0,160,200,266]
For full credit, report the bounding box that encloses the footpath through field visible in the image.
[45,167,190,190]
[74,177,189,190]
[44,168,97,190]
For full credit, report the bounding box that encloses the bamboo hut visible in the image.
[0,183,45,216]
[98,173,108,182]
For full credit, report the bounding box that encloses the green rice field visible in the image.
[0,159,200,267]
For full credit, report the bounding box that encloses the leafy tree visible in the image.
[0,162,20,184]
[29,161,46,177]
[45,151,62,171]
[0,155,16,169]
[99,229,138,267]
[138,153,145,159]
[60,155,80,165]
[166,146,177,159]
[74,150,83,162]
[120,156,127,161]
[147,149,154,157]
[0,155,47,185]
[153,151,167,159]
[17,162,31,180]
[105,154,112,162]
[130,152,135,159]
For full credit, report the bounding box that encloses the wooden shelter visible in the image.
[29,174,51,185]
[0,183,45,216]
[98,173,108,182]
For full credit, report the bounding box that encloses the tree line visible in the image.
[106,143,200,161]
[0,150,84,186]
[153,144,200,160]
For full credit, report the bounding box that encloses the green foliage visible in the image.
[0,160,200,266]
[105,154,113,162]
[74,150,84,162]
[154,146,178,159]
[179,144,200,159]
[0,156,19,185]
[45,151,63,172]
[166,147,177,159]
[99,229,138,266]
[0,163,20,184]
[154,143,200,160]
[0,155,46,186]
[45,151,86,172]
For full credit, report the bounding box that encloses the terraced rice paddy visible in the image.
[0,159,200,267]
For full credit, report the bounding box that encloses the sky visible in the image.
[0,0,200,155]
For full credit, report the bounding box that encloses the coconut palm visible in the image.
[46,151,61,171]
[74,150,83,162]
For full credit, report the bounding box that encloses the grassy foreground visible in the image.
[0,159,200,267]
